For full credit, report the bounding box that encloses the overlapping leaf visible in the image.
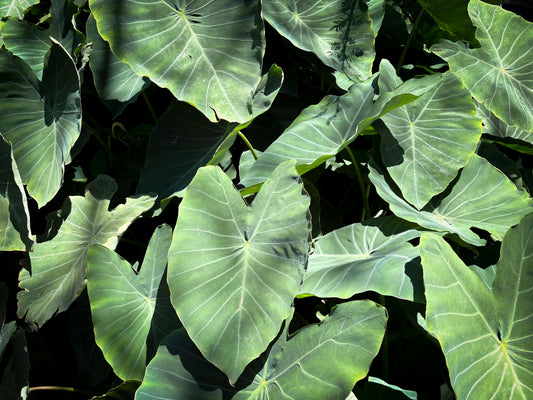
[87,224,173,380]
[369,154,533,246]
[0,0,37,18]
[379,72,481,209]
[17,175,155,330]
[85,14,149,105]
[300,217,422,302]
[0,41,81,207]
[136,300,387,400]
[167,160,311,384]
[89,0,265,123]
[476,100,533,145]
[0,136,32,251]
[420,217,533,399]
[240,60,441,188]
[432,0,533,132]
[263,0,375,80]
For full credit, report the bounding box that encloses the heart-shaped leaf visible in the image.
[167,159,311,384]
[0,40,81,207]
[379,72,481,209]
[89,0,265,123]
[369,154,533,246]
[263,0,375,80]
[87,224,174,380]
[419,214,533,399]
[17,175,155,330]
[136,300,386,400]
[0,0,38,19]
[432,0,533,132]
[300,216,422,302]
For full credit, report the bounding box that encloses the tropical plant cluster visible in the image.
[0,0,532,399]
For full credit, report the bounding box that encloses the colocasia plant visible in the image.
[0,0,532,399]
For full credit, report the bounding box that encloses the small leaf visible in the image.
[168,160,311,384]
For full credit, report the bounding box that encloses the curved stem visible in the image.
[345,146,371,220]
[29,386,93,395]
[142,90,158,125]
[396,7,425,75]
[238,131,258,160]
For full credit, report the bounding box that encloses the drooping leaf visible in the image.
[0,40,81,207]
[89,0,265,123]
[90,380,141,400]
[0,135,32,251]
[0,18,50,79]
[378,72,482,209]
[476,100,533,145]
[263,0,375,80]
[432,0,533,132]
[360,376,418,399]
[0,0,37,18]
[300,216,423,302]
[17,175,155,330]
[136,300,386,400]
[137,65,282,199]
[87,224,173,380]
[369,154,533,246]
[420,219,533,399]
[85,13,149,105]
[167,160,311,384]
[240,60,441,188]
[48,0,83,57]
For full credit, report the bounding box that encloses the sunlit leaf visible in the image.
[17,175,155,330]
[0,41,81,206]
[0,0,37,18]
[420,219,533,399]
[89,0,265,123]
[263,0,375,80]
[432,0,533,132]
[476,100,533,145]
[369,154,533,246]
[87,224,173,380]
[168,160,311,384]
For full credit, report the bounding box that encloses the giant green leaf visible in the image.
[89,0,265,123]
[167,160,311,384]
[476,100,533,145]
[369,154,533,246]
[263,0,375,80]
[136,300,386,400]
[85,14,149,105]
[0,135,32,251]
[300,217,422,302]
[240,60,441,188]
[17,175,155,330]
[0,41,81,207]
[420,218,533,399]
[87,224,173,380]
[0,0,37,18]
[0,18,50,79]
[379,72,482,209]
[432,0,533,132]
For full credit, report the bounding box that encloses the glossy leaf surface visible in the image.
[168,160,311,384]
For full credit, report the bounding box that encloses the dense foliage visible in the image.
[0,0,532,399]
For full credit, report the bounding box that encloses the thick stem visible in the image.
[238,131,258,160]
[142,90,158,125]
[345,146,371,220]
[396,7,425,75]
[29,386,93,395]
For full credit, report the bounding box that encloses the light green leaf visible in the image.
[85,13,149,104]
[432,0,533,132]
[0,41,81,207]
[369,154,533,246]
[420,223,533,399]
[476,100,533,145]
[0,136,32,251]
[17,175,155,330]
[0,18,50,79]
[167,160,311,384]
[300,216,423,302]
[0,0,37,18]
[87,224,173,380]
[89,0,265,123]
[240,60,441,188]
[137,300,386,400]
[263,0,375,80]
[379,72,482,209]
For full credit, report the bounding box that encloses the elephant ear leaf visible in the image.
[432,0,533,132]
[420,215,533,399]
[17,175,155,330]
[167,159,311,384]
